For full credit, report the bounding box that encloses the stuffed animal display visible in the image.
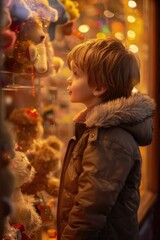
[3,0,67,77]
[8,107,63,197]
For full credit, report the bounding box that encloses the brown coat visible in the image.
[57,93,156,240]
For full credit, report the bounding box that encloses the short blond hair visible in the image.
[67,38,140,101]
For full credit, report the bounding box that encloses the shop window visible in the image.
[0,0,157,239]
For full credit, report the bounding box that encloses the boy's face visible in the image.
[67,61,101,108]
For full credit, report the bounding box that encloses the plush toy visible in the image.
[3,0,64,76]
[61,0,80,20]
[4,15,63,75]
[22,135,63,197]
[4,15,46,73]
[8,150,42,237]
[24,0,65,75]
[8,107,44,152]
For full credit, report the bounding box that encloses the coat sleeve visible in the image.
[61,130,135,240]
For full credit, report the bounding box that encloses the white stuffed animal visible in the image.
[8,151,42,237]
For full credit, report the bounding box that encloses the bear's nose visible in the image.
[27,164,32,171]
[40,35,45,41]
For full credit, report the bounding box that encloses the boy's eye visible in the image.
[73,71,79,77]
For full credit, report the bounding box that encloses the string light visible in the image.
[128,0,137,8]
[127,30,136,40]
[78,24,90,33]
[127,15,136,23]
[115,32,125,40]
[129,44,139,53]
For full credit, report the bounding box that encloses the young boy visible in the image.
[57,38,156,240]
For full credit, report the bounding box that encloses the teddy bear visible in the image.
[7,150,42,237]
[4,14,63,76]
[22,135,63,197]
[24,0,65,75]
[8,107,44,152]
[4,15,46,74]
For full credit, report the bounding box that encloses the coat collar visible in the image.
[74,92,156,128]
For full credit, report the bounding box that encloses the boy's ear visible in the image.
[93,86,107,97]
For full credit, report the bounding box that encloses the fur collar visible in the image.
[74,93,156,128]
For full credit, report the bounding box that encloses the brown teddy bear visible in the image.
[9,107,44,152]
[5,15,46,73]
[22,135,63,197]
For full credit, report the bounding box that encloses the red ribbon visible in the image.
[26,108,38,118]
[12,224,32,240]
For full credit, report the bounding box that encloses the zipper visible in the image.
[57,137,77,237]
